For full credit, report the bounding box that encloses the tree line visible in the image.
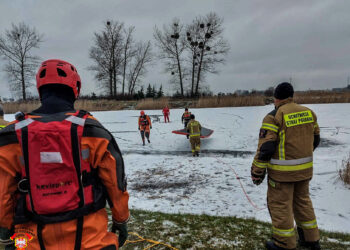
[0,13,229,100]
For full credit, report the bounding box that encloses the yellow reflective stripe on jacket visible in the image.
[253,160,267,169]
[0,125,6,129]
[272,226,295,237]
[261,123,279,133]
[268,161,313,171]
[296,219,318,229]
[278,130,285,160]
[189,133,200,138]
[284,110,314,127]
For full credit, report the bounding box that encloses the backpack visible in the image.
[14,110,106,225]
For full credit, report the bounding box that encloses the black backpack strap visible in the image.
[37,223,46,250]
[74,217,84,250]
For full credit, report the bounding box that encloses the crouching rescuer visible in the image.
[251,82,321,250]
[0,59,129,249]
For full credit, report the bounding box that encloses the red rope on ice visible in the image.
[215,157,266,211]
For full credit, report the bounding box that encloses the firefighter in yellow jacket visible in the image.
[187,114,202,156]
[251,82,321,250]
[0,104,9,129]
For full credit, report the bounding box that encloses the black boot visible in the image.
[266,241,288,250]
[297,227,321,250]
[299,241,321,250]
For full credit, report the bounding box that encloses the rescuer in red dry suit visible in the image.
[162,106,170,123]
[0,59,129,250]
[138,111,152,146]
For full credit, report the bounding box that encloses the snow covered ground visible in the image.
[6,103,350,233]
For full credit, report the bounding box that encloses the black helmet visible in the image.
[190,114,195,119]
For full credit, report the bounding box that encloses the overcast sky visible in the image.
[1,0,350,98]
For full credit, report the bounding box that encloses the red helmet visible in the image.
[140,110,145,116]
[36,59,81,99]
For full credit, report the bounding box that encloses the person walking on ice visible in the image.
[162,105,170,123]
[187,114,202,157]
[138,110,152,145]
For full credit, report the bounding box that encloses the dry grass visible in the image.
[1,99,138,113]
[339,155,350,186]
[294,91,350,104]
[135,98,170,110]
[1,91,349,113]
[194,95,265,108]
[2,100,41,114]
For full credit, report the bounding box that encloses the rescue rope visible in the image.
[215,157,266,211]
[125,232,179,250]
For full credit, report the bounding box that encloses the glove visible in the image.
[138,127,140,130]
[251,167,266,186]
[150,126,152,129]
[111,222,128,248]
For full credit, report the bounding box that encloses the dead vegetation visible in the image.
[294,91,350,104]
[1,91,350,113]
[339,155,350,186]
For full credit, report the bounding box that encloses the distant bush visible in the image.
[339,155,350,186]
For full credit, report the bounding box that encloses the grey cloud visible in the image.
[0,0,349,98]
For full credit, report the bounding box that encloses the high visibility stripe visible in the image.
[190,133,200,137]
[253,160,267,169]
[272,226,295,237]
[296,219,318,229]
[270,156,312,166]
[15,119,34,130]
[0,125,6,129]
[66,116,85,126]
[278,130,285,160]
[261,123,279,133]
[268,161,313,171]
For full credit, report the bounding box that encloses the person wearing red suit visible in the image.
[162,106,170,123]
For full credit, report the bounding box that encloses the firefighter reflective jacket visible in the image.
[138,115,151,131]
[0,110,129,249]
[187,120,202,138]
[252,98,320,182]
[182,111,191,123]
[0,118,9,129]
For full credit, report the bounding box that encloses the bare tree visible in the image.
[154,18,186,96]
[127,41,152,95]
[185,13,230,96]
[89,21,123,97]
[0,22,43,100]
[121,26,136,95]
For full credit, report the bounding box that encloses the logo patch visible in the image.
[11,229,34,250]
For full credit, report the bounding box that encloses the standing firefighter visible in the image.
[0,104,9,129]
[0,59,129,249]
[187,114,202,156]
[162,105,170,123]
[251,82,321,250]
[138,110,152,145]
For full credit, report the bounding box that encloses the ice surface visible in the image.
[5,103,350,232]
